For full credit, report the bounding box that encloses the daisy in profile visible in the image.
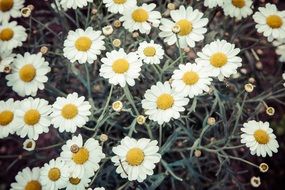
[112,136,161,182]
[142,81,189,125]
[120,3,161,34]
[51,92,91,133]
[63,27,105,64]
[171,63,213,98]
[241,120,279,157]
[0,21,27,50]
[10,167,42,190]
[40,158,70,190]
[273,38,285,62]
[60,0,92,9]
[6,52,51,97]
[137,40,164,65]
[99,48,142,87]
[222,0,253,20]
[159,6,208,48]
[0,49,15,72]
[204,0,224,8]
[66,176,91,190]
[103,0,136,14]
[195,39,242,81]
[0,98,19,138]
[60,134,105,178]
[0,0,24,22]
[253,3,285,41]
[14,97,51,140]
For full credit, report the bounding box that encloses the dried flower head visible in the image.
[250,176,261,188]
[172,25,181,34]
[113,20,122,28]
[167,3,176,10]
[112,39,121,47]
[259,163,269,173]
[194,150,202,157]
[21,7,32,17]
[112,100,123,112]
[102,25,113,36]
[99,134,108,142]
[207,117,216,126]
[40,46,49,54]
[23,139,36,151]
[266,107,275,116]
[136,115,146,125]
[244,83,254,93]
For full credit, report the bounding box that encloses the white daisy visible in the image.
[60,134,105,178]
[222,0,253,20]
[0,98,19,138]
[40,158,70,190]
[195,39,242,81]
[0,21,27,50]
[137,40,164,65]
[23,139,36,151]
[60,0,92,9]
[273,38,285,62]
[241,120,279,157]
[5,52,51,97]
[10,167,42,190]
[51,92,91,133]
[0,49,15,72]
[120,3,161,34]
[171,63,213,98]
[253,3,285,41]
[142,81,189,125]
[112,136,161,182]
[63,27,105,64]
[99,48,142,87]
[14,97,52,140]
[159,6,208,48]
[66,176,91,190]
[0,0,24,22]
[103,0,136,14]
[204,0,224,8]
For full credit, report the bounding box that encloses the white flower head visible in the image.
[0,48,15,72]
[10,167,42,190]
[222,0,253,20]
[137,40,164,65]
[60,0,92,9]
[273,38,285,62]
[103,0,136,14]
[204,0,224,8]
[0,0,24,22]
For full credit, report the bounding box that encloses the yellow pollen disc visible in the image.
[0,28,14,41]
[175,19,193,36]
[266,15,283,29]
[24,180,42,190]
[182,71,199,85]
[113,0,126,4]
[19,64,37,82]
[156,93,174,110]
[254,129,269,144]
[0,110,13,126]
[132,8,149,22]
[48,167,61,181]
[61,104,78,119]
[75,36,92,52]
[112,58,129,74]
[0,0,14,12]
[232,0,245,8]
[69,177,81,185]
[126,148,145,166]
[72,147,89,165]
[210,52,228,68]
[24,109,41,126]
[143,46,156,57]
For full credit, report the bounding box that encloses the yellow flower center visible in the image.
[254,129,269,144]
[0,28,14,41]
[24,180,42,190]
[132,8,149,22]
[48,167,61,181]
[175,19,193,36]
[143,46,156,57]
[69,177,81,185]
[112,58,129,74]
[26,141,33,148]
[0,110,13,126]
[156,93,174,110]
[210,52,228,68]
[24,109,41,125]
[75,36,92,52]
[19,64,37,82]
[113,0,126,4]
[232,0,245,8]
[126,148,145,166]
[72,147,89,165]
[182,71,199,85]
[61,104,78,119]
[266,15,283,29]
[0,0,14,12]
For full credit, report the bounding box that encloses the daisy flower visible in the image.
[273,38,285,62]
[10,167,42,190]
[40,159,70,190]
[222,0,253,20]
[0,0,24,22]
[23,139,36,151]
[241,120,279,157]
[60,134,105,178]
[60,0,92,9]
[142,81,189,125]
[66,176,91,190]
[171,63,213,98]
[5,52,51,97]
[204,0,224,8]
[137,40,164,64]
[159,6,208,48]
[195,39,242,81]
[0,98,19,138]
[0,21,27,50]
[120,3,161,34]
[0,49,15,72]
[103,0,136,14]
[253,3,285,41]
[63,27,105,64]
[51,92,91,133]
[112,136,161,182]
[99,48,142,87]
[14,97,52,140]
